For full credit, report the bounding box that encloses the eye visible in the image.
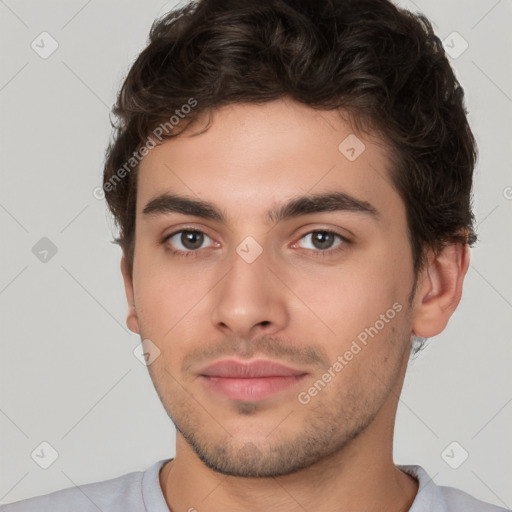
[163,229,216,257]
[162,228,350,259]
[295,230,349,255]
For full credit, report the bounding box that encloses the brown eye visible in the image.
[298,230,345,251]
[180,231,204,250]
[165,230,213,253]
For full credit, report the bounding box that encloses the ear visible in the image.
[120,255,140,334]
[412,242,470,338]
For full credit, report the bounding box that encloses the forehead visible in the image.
[136,98,402,224]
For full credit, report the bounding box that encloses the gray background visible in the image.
[1,0,511,507]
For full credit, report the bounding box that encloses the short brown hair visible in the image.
[103,0,478,280]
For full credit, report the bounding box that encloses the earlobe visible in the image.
[120,255,140,334]
[412,243,470,338]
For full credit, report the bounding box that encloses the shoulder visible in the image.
[398,464,510,512]
[436,484,510,512]
[0,467,145,512]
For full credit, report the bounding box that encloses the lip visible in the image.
[198,359,308,401]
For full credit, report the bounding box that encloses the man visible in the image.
[2,0,508,510]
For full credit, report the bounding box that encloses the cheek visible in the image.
[132,248,217,341]
[291,245,408,342]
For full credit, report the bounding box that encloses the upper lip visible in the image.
[199,359,308,378]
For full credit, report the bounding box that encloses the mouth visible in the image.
[198,359,309,402]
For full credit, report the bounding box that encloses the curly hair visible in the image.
[103,0,477,287]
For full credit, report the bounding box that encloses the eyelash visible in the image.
[162,228,351,260]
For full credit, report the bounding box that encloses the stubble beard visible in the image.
[149,339,408,478]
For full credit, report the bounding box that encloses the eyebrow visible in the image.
[142,191,379,224]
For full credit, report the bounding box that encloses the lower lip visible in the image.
[200,375,307,401]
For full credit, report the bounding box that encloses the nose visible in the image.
[210,242,289,339]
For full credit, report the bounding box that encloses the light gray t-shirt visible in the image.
[1,459,509,511]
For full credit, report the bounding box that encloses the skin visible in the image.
[121,97,470,512]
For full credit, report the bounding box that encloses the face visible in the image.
[124,98,418,477]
